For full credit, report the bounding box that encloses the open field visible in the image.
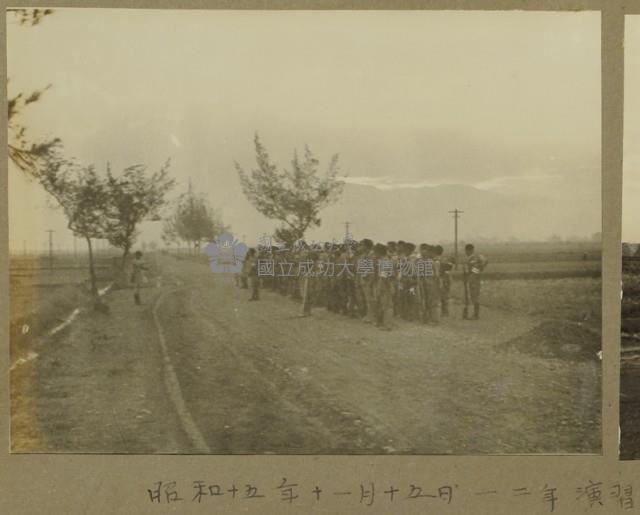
[9,255,115,337]
[479,277,600,322]
[453,240,601,260]
[448,241,601,279]
[9,252,166,354]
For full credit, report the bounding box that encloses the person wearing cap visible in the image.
[356,239,375,324]
[434,245,453,317]
[463,243,488,320]
[131,250,149,305]
[300,244,318,317]
[246,248,260,301]
[417,244,440,325]
[373,243,394,330]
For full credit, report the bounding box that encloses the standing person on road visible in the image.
[240,250,251,289]
[246,248,260,301]
[131,251,149,305]
[462,243,488,320]
[373,243,393,330]
[357,239,375,324]
[434,245,453,317]
[417,244,440,325]
[300,247,318,317]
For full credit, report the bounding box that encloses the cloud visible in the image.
[339,173,562,192]
[339,176,446,190]
[473,173,561,191]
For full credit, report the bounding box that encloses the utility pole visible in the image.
[343,221,351,239]
[449,209,463,269]
[188,178,194,255]
[344,221,354,255]
[46,229,55,270]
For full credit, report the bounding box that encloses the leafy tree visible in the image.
[38,155,109,297]
[236,134,343,246]
[163,190,227,253]
[104,160,175,264]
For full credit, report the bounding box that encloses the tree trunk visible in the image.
[121,246,130,268]
[86,236,98,296]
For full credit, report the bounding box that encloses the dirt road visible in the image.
[12,253,601,454]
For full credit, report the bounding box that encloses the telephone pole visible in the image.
[46,229,55,270]
[343,221,352,242]
[449,209,463,269]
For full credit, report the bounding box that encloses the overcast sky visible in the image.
[624,16,640,243]
[7,9,601,251]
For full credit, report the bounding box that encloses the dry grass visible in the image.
[477,277,601,325]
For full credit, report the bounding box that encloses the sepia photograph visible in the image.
[7,8,602,454]
[621,13,640,461]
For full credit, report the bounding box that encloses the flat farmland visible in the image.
[9,254,115,346]
[447,241,600,280]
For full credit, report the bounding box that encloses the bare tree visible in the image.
[236,133,344,246]
[104,160,175,265]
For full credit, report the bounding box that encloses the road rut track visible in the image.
[189,286,412,453]
[155,283,403,453]
[151,287,211,453]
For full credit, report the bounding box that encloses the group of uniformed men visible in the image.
[238,238,487,330]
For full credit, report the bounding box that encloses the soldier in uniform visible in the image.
[272,247,285,295]
[463,243,488,320]
[342,239,359,318]
[417,244,440,325]
[398,242,417,320]
[245,248,260,301]
[434,245,453,317]
[240,250,251,289]
[131,250,149,305]
[373,243,394,330]
[328,244,347,314]
[426,244,441,325]
[290,241,305,301]
[356,238,375,323]
[319,241,334,311]
[386,241,400,317]
[300,246,318,317]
